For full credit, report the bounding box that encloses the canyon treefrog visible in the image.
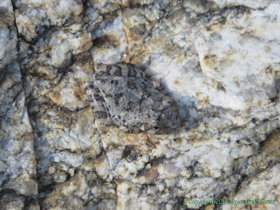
[84,63,180,134]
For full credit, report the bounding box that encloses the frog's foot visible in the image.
[95,63,145,78]
[119,125,141,133]
[119,126,129,133]
[84,81,113,128]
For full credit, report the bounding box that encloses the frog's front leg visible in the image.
[119,125,141,133]
[95,63,145,78]
[84,82,113,130]
[149,78,167,95]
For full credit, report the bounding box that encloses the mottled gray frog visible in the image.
[84,63,180,134]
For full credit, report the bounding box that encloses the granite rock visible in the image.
[1,0,280,209]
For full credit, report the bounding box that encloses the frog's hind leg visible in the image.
[95,63,145,78]
[84,82,113,129]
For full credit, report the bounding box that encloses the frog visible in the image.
[83,63,180,134]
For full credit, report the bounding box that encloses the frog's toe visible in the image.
[139,124,146,131]
[119,126,129,133]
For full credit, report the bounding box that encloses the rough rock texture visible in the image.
[1,0,280,209]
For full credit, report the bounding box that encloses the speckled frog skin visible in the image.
[84,63,180,134]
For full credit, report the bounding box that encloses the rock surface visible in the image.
[1,0,280,209]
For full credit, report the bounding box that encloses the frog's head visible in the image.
[146,100,181,134]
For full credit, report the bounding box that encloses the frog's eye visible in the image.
[154,126,159,130]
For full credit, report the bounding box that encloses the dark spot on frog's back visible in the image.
[115,65,122,71]
[93,94,104,102]
[124,101,135,111]
[141,85,149,95]
[128,68,137,77]
[111,80,118,85]
[167,99,177,108]
[127,80,137,89]
[94,111,108,119]
[115,93,123,98]
[113,93,123,106]
[106,65,112,73]
[114,69,122,76]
